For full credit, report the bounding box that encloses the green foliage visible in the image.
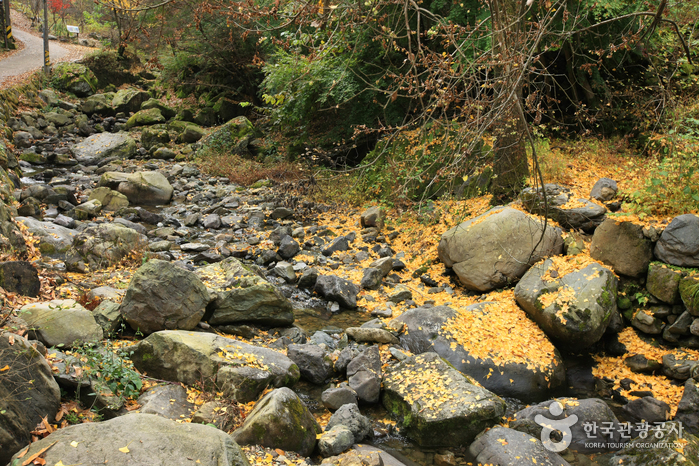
[71,342,143,402]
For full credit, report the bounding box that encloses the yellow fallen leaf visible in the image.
[55,462,65,466]
[70,441,79,448]
[0,365,9,372]
[119,446,130,453]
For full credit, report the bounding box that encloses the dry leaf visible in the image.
[0,365,9,372]
[22,441,57,466]
[118,446,130,453]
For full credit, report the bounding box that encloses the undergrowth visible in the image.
[196,152,306,187]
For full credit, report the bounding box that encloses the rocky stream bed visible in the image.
[2,65,699,466]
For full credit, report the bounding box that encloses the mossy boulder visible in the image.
[71,132,137,165]
[140,98,177,118]
[141,126,171,149]
[20,299,103,348]
[213,97,245,121]
[125,108,166,129]
[647,262,683,304]
[382,352,505,447]
[198,116,256,157]
[88,187,129,211]
[51,63,98,97]
[232,387,321,456]
[610,421,699,465]
[112,88,150,114]
[680,276,699,316]
[98,171,173,205]
[80,93,116,116]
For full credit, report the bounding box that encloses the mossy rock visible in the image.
[141,126,171,150]
[141,99,176,119]
[126,108,166,129]
[198,116,256,157]
[51,63,98,97]
[680,276,699,316]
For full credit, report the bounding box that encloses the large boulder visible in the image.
[437,207,563,292]
[19,299,103,348]
[126,107,166,129]
[120,260,210,334]
[50,63,97,97]
[610,421,699,466]
[141,126,171,150]
[646,262,683,304]
[7,413,250,466]
[0,261,40,297]
[197,257,294,326]
[469,426,571,466]
[80,93,116,116]
[521,184,607,231]
[15,216,76,255]
[655,214,699,267]
[98,171,174,205]
[391,303,565,400]
[382,352,505,447]
[288,343,334,384]
[72,223,148,269]
[111,88,150,114]
[590,219,654,277]
[88,186,130,211]
[510,398,622,453]
[198,116,256,156]
[514,257,618,351]
[130,330,300,402]
[232,387,321,456]
[71,132,137,165]
[314,275,359,308]
[0,333,61,465]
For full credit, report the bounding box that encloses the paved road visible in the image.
[0,28,69,84]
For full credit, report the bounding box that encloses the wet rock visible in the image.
[121,259,210,334]
[654,214,699,267]
[610,421,699,466]
[625,354,662,373]
[469,426,571,466]
[0,332,61,465]
[314,275,359,309]
[287,343,334,384]
[7,413,249,466]
[197,257,294,326]
[662,352,699,380]
[347,345,382,403]
[675,379,699,436]
[437,207,563,292]
[382,352,505,447]
[232,387,320,456]
[590,219,654,277]
[622,397,670,425]
[20,299,103,348]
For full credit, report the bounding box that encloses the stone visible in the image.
[632,309,665,334]
[510,398,622,453]
[16,216,76,255]
[20,299,103,348]
[325,403,372,443]
[141,98,177,118]
[89,186,129,211]
[345,327,399,344]
[438,207,563,292]
[232,387,321,456]
[469,426,571,466]
[126,107,166,128]
[7,413,249,466]
[392,304,565,401]
[361,206,385,230]
[197,257,294,326]
[680,276,699,316]
[323,236,350,256]
[202,213,221,229]
[610,421,699,466]
[321,387,358,410]
[662,352,699,380]
[590,219,654,277]
[71,132,137,165]
[318,425,354,457]
[112,88,150,114]
[75,199,103,218]
[99,171,174,205]
[360,267,383,289]
[647,262,683,304]
[50,63,97,97]
[675,379,699,436]
[273,261,296,283]
[131,330,299,402]
[191,401,237,431]
[655,214,699,267]
[314,275,359,309]
[137,384,195,421]
[590,178,618,201]
[0,333,61,464]
[298,268,318,288]
[92,300,122,336]
[72,223,148,269]
[0,261,40,297]
[198,116,256,155]
[287,343,334,384]
[278,235,300,259]
[382,352,505,447]
[625,354,662,373]
[521,184,607,231]
[347,345,382,403]
[622,397,670,425]
[80,94,115,116]
[121,260,210,334]
[514,259,618,351]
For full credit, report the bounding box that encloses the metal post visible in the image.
[43,0,49,73]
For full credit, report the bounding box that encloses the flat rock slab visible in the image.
[391,304,565,400]
[20,299,103,348]
[16,216,77,255]
[7,413,249,466]
[469,426,571,466]
[197,257,294,326]
[131,330,299,402]
[71,132,137,165]
[382,352,505,447]
[99,171,174,206]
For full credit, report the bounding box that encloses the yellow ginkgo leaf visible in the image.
[70,441,79,447]
[119,446,130,453]
[55,462,66,466]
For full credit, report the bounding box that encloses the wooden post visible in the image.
[0,1,8,50]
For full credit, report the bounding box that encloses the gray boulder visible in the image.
[7,413,249,466]
[198,116,256,155]
[80,93,115,116]
[675,379,699,436]
[437,207,563,292]
[73,223,148,269]
[590,177,618,201]
[610,421,699,466]
[590,219,654,277]
[197,257,294,326]
[0,333,61,465]
[16,216,76,255]
[655,214,699,267]
[361,206,385,230]
[646,262,683,304]
[321,386,358,410]
[287,343,334,384]
[112,88,150,113]
[232,387,321,456]
[382,352,505,447]
[325,403,372,442]
[514,258,618,351]
[98,171,174,205]
[20,299,103,348]
[50,63,97,97]
[469,426,571,466]
[314,275,359,308]
[521,183,607,231]
[346,326,399,344]
[391,304,565,400]
[71,132,137,165]
[121,260,209,334]
[89,186,129,211]
[137,384,195,421]
[93,300,122,336]
[318,425,354,457]
[347,345,382,403]
[130,330,299,402]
